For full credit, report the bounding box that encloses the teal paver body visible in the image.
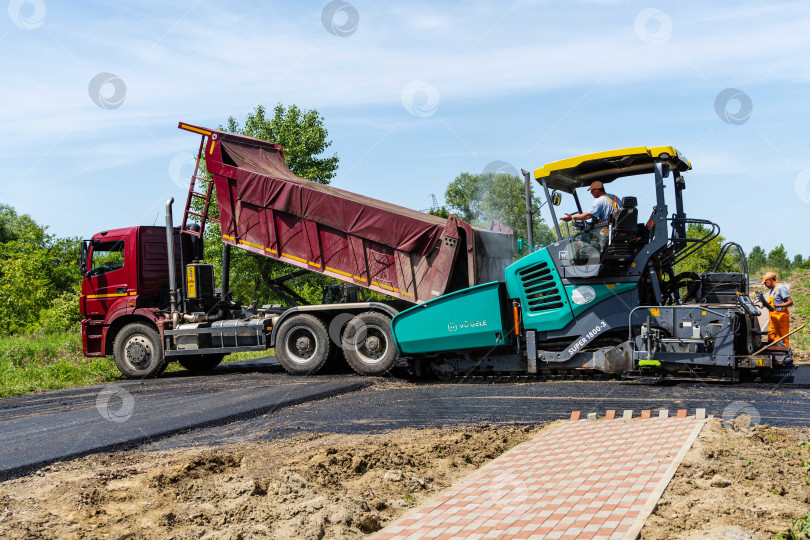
[503,248,574,332]
[391,246,638,355]
[392,281,508,354]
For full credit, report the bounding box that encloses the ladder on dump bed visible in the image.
[179,133,219,239]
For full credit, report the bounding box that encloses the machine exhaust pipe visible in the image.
[521,169,534,249]
[165,198,180,328]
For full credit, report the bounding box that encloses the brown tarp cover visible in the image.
[221,134,491,256]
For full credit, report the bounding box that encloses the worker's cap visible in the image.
[761,271,777,285]
[586,181,604,191]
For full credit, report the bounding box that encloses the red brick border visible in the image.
[375,416,706,540]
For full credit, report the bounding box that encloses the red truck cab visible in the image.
[80,226,180,359]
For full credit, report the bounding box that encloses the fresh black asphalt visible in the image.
[1,357,809,480]
[143,371,810,451]
[0,359,367,480]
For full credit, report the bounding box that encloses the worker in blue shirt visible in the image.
[559,181,622,225]
[559,181,623,256]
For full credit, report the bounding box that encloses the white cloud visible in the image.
[2,0,810,252]
[5,0,810,131]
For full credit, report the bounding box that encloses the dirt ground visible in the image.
[0,425,540,539]
[642,417,810,539]
[1,419,810,538]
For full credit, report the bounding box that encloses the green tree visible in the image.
[0,204,40,244]
[792,254,804,268]
[444,172,555,251]
[766,244,791,273]
[673,224,740,275]
[192,104,340,306]
[428,206,450,219]
[0,209,80,334]
[748,245,766,274]
[222,104,338,184]
[444,172,484,224]
[0,243,52,334]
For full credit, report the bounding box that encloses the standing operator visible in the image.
[758,272,794,346]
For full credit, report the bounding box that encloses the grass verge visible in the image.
[0,331,275,399]
[0,331,120,399]
[789,270,810,353]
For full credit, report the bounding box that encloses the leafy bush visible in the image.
[0,205,80,335]
[37,290,82,333]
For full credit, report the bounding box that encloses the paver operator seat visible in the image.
[603,196,639,266]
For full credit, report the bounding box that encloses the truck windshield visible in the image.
[90,240,125,276]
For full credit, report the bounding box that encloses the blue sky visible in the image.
[3,0,810,257]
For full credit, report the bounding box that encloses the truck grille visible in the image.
[519,262,563,312]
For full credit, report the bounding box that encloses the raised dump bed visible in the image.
[179,123,514,304]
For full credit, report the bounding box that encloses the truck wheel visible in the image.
[341,312,396,376]
[178,354,225,373]
[113,323,167,379]
[276,314,331,375]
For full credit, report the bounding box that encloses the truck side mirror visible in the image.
[551,192,562,206]
[79,240,89,276]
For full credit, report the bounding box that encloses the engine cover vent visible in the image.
[519,262,563,312]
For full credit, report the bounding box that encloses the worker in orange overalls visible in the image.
[761,272,793,346]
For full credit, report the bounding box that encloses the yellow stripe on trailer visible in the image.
[179,124,212,136]
[281,252,308,264]
[372,281,399,293]
[238,239,264,250]
[326,266,352,277]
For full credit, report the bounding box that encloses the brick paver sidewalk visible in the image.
[375,413,705,540]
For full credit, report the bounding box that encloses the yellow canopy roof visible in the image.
[533,146,691,193]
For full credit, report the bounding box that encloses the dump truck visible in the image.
[80,123,513,377]
[80,124,793,381]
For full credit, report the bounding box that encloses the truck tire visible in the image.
[113,323,167,379]
[341,312,396,376]
[178,354,225,373]
[275,314,331,375]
